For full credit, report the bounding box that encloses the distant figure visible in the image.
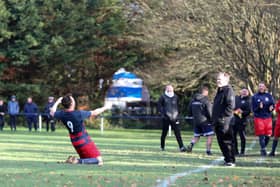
[44,96,56,132]
[252,82,274,156]
[158,85,186,152]
[8,95,19,131]
[0,99,7,131]
[186,86,213,155]
[232,88,251,156]
[212,72,236,167]
[24,97,39,132]
[269,99,280,156]
[50,94,111,165]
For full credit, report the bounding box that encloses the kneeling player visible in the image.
[50,94,110,165]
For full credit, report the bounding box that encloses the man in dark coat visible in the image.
[233,88,251,156]
[212,72,236,167]
[158,85,186,152]
[24,97,39,132]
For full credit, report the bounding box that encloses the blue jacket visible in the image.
[252,92,274,118]
[8,101,19,115]
[24,102,38,118]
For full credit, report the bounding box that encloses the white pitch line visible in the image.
[155,156,223,187]
[155,140,257,187]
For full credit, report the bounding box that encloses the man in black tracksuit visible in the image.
[233,88,251,156]
[212,72,236,166]
[158,85,186,152]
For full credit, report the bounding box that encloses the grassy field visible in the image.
[0,128,280,187]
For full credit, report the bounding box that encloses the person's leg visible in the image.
[269,122,280,156]
[78,158,99,164]
[206,135,213,155]
[199,124,214,155]
[259,135,267,155]
[186,125,201,152]
[51,120,56,132]
[269,137,278,156]
[27,118,32,131]
[265,118,273,148]
[264,136,270,147]
[216,125,235,164]
[33,117,38,131]
[254,118,267,155]
[10,115,16,131]
[46,119,50,132]
[187,136,200,152]
[0,116,4,131]
[160,119,169,150]
[215,127,228,160]
[75,141,103,165]
[239,124,246,155]
[9,115,13,131]
[223,125,235,164]
[171,120,185,151]
[233,123,239,155]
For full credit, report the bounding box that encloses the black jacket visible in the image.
[158,94,179,121]
[212,85,235,125]
[234,95,251,119]
[0,104,7,114]
[188,93,212,126]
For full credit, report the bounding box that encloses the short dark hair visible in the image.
[61,94,72,109]
[199,85,208,93]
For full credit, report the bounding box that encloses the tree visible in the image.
[212,0,280,97]
[0,0,140,107]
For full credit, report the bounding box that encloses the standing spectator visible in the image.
[8,95,19,131]
[252,82,274,156]
[186,86,213,155]
[44,96,56,132]
[232,88,251,156]
[24,97,39,132]
[212,72,236,167]
[0,99,7,131]
[158,85,186,152]
[269,99,280,156]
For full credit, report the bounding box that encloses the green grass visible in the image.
[0,128,280,187]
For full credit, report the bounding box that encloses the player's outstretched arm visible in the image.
[90,103,111,117]
[50,97,63,117]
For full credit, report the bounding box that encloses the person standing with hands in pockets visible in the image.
[158,85,186,152]
[212,72,236,167]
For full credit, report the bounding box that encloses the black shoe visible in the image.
[161,147,165,151]
[269,152,275,157]
[180,146,187,152]
[206,150,212,155]
[186,144,193,152]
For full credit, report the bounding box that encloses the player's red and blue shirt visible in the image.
[54,110,92,148]
[252,92,274,118]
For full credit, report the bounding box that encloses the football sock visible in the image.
[259,136,266,149]
[264,136,270,147]
[271,139,278,154]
